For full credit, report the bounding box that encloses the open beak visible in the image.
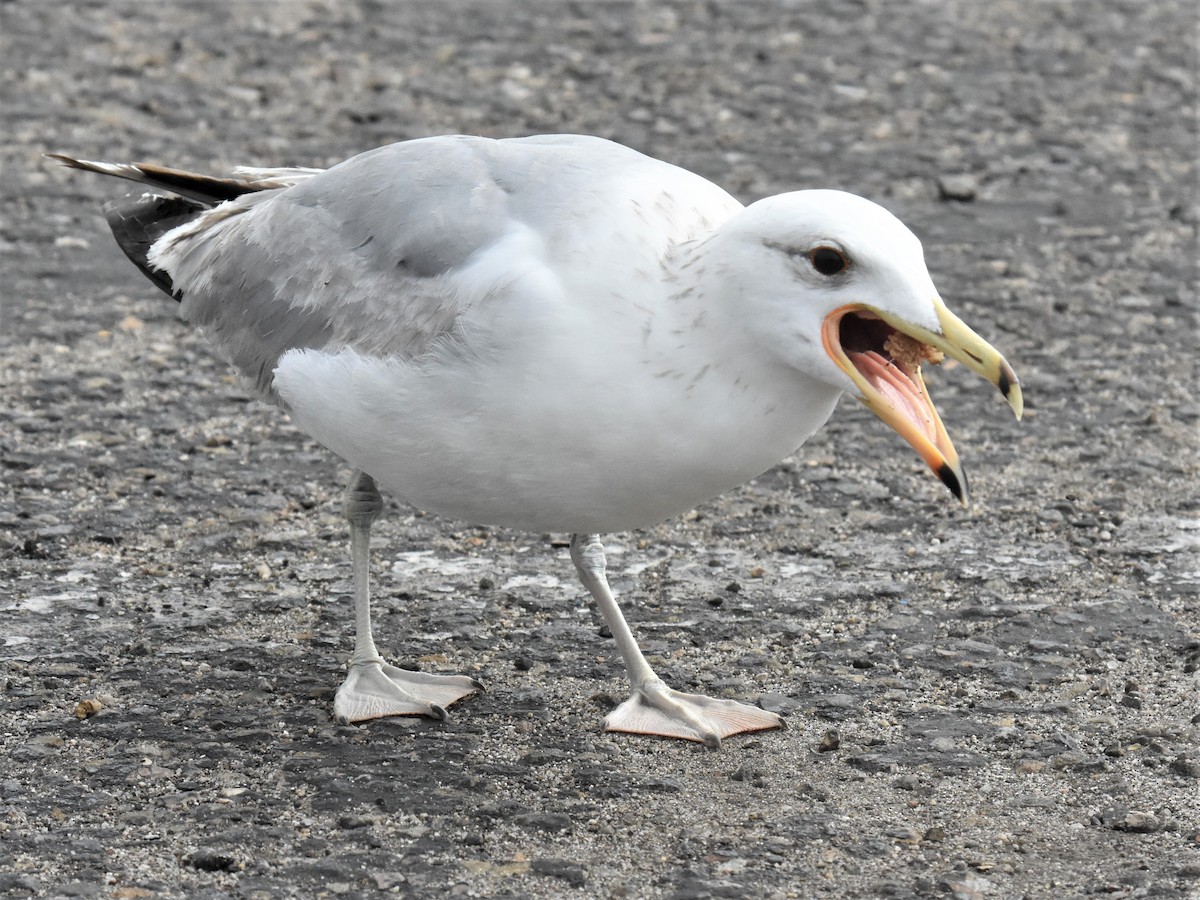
[821,299,1022,505]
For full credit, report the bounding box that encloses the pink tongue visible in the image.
[850,351,938,443]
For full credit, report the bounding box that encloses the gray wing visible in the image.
[149,138,527,402]
[86,134,731,405]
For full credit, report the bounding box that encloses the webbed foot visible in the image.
[333,659,482,724]
[604,679,783,749]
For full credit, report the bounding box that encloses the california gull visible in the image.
[51,135,1021,748]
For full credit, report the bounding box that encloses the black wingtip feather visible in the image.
[104,193,205,301]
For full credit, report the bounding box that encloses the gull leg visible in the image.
[569,534,782,749]
[332,471,482,724]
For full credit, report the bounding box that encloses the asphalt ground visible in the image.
[1,1,1197,897]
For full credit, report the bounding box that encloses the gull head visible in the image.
[705,189,1022,504]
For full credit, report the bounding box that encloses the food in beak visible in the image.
[884,331,944,372]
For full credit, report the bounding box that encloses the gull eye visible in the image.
[810,246,847,276]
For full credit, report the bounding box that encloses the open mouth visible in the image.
[821,301,1021,505]
[822,304,965,502]
[835,310,946,445]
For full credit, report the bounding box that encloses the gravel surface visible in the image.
[2,1,1198,897]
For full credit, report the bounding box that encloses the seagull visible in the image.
[51,135,1021,749]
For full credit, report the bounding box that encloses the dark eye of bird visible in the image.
[810,246,847,276]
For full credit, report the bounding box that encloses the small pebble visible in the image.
[74,698,103,719]
[188,849,240,872]
[1113,811,1161,834]
[937,174,978,202]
